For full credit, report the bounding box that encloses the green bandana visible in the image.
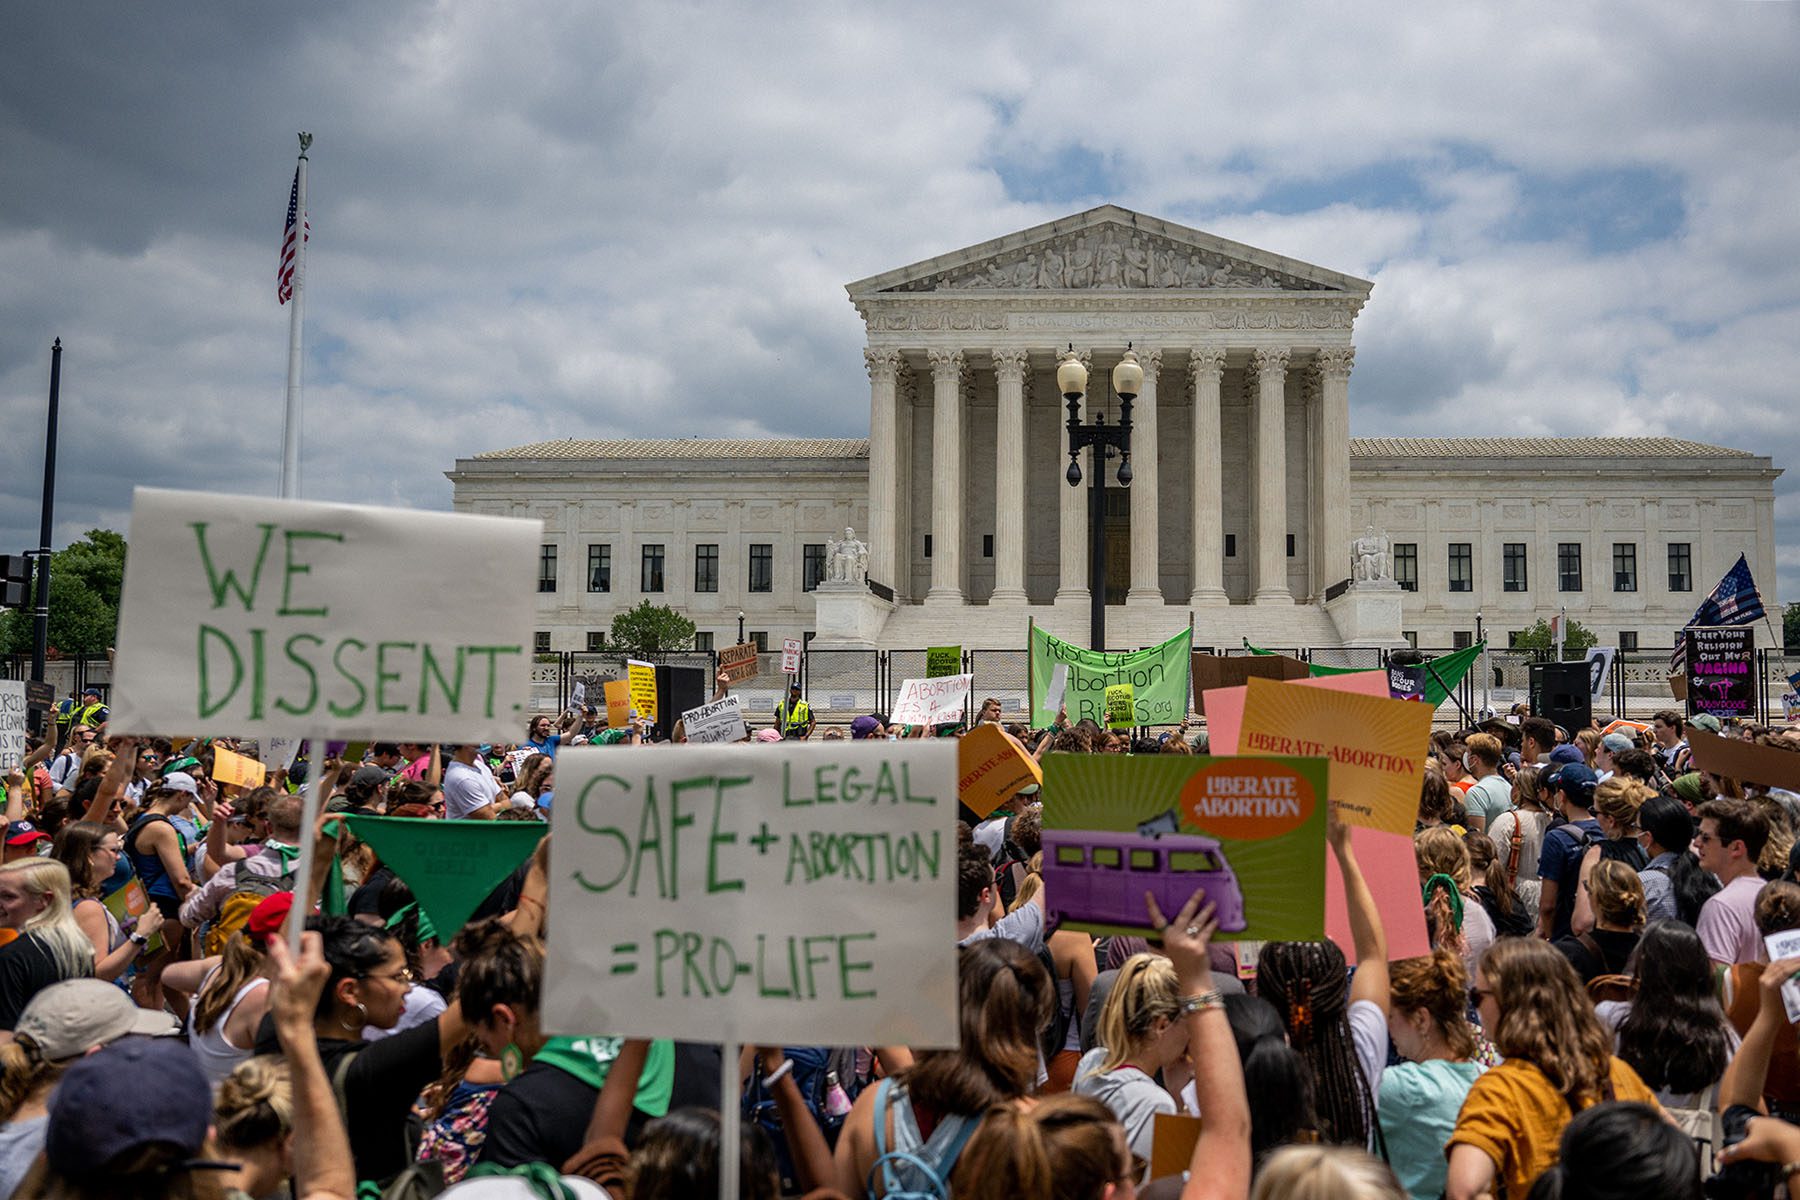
[1422,873,1465,932]
[384,900,439,944]
[332,815,541,938]
[531,1036,675,1117]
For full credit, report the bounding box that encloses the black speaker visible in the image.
[1529,661,1592,735]
[654,665,708,741]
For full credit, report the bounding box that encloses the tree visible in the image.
[1786,601,1799,651]
[609,601,698,659]
[0,529,127,656]
[1508,617,1599,657]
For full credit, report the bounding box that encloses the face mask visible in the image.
[1463,753,1476,773]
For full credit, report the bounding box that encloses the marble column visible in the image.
[925,349,966,605]
[1249,347,1292,604]
[1126,348,1163,605]
[990,349,1030,603]
[863,347,903,593]
[1055,349,1093,604]
[1188,347,1229,606]
[1313,347,1354,597]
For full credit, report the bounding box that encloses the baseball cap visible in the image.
[351,764,394,788]
[46,1038,212,1178]
[15,979,179,1062]
[754,729,783,743]
[850,715,883,739]
[1549,763,1599,794]
[5,820,49,848]
[244,892,294,945]
[81,687,101,699]
[160,770,199,795]
[1600,732,1635,755]
[1547,745,1586,766]
[1692,713,1724,733]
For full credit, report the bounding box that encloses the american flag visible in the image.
[1669,552,1766,673]
[277,165,308,305]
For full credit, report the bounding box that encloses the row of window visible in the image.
[1407,630,1647,652]
[1393,542,1694,595]
[533,629,787,655]
[538,544,829,596]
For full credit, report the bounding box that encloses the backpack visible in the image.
[744,1046,862,1195]
[203,848,300,956]
[865,1077,978,1200]
[1665,1084,1723,1177]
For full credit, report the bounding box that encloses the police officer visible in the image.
[775,681,813,740]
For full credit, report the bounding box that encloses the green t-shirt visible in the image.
[532,1036,676,1117]
[1378,1058,1484,1200]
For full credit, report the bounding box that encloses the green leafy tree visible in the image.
[0,530,127,656]
[1507,617,1599,656]
[1786,601,1799,651]
[608,601,698,659]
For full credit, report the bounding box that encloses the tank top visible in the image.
[126,813,184,901]
[188,967,270,1086]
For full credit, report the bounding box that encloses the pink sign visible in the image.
[1326,826,1431,962]
[1201,670,1391,756]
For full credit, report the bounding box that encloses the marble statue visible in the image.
[827,526,869,583]
[1352,525,1391,583]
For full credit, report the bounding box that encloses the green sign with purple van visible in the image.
[1041,753,1328,942]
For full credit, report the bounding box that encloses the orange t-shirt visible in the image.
[1449,1056,1658,1198]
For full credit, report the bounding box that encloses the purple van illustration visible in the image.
[1042,829,1249,933]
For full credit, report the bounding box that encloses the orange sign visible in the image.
[957,723,1042,820]
[604,680,632,729]
[1179,757,1317,841]
[1238,676,1432,836]
[211,746,267,790]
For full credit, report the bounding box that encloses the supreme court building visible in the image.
[449,206,1781,655]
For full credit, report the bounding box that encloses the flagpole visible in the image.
[279,132,312,500]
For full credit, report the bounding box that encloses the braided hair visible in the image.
[1257,940,1374,1148]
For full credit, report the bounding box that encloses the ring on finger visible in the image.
[1184,924,1201,937]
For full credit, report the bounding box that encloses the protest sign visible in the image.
[1042,754,1328,942]
[681,695,747,745]
[267,736,302,773]
[24,681,53,711]
[1586,647,1617,699]
[1767,929,1800,1023]
[542,741,959,1047]
[1688,726,1800,792]
[1105,684,1135,730]
[604,680,632,728]
[335,815,542,937]
[1201,670,1391,756]
[718,643,760,685]
[1151,1114,1204,1181]
[1044,663,1069,718]
[210,746,267,790]
[781,638,803,676]
[890,673,972,727]
[569,681,586,714]
[926,646,962,679]
[1686,627,1756,721]
[1785,692,1800,723]
[1326,826,1432,961]
[1386,664,1425,702]
[627,660,658,722]
[957,723,1043,820]
[1237,676,1431,836]
[1244,641,1484,710]
[109,487,538,741]
[0,682,25,771]
[103,880,165,956]
[1190,653,1307,713]
[1031,626,1192,727]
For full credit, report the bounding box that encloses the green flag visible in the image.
[337,815,543,938]
[1031,626,1192,727]
[1243,640,1486,709]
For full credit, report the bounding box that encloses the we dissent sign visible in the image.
[542,742,959,1047]
[110,488,539,741]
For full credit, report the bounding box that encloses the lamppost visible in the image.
[737,611,746,644]
[1061,345,1141,652]
[1476,610,1490,715]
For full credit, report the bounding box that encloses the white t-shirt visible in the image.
[442,759,499,819]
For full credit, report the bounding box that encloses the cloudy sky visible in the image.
[3,2,1797,600]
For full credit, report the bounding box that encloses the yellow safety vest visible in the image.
[776,698,812,736]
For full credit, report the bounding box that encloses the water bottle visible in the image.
[823,1070,854,1117]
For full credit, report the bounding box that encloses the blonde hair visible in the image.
[1092,953,1179,1075]
[1589,859,1647,930]
[1007,852,1043,914]
[1574,728,1601,766]
[1592,778,1651,833]
[1414,826,1473,894]
[215,1056,293,1151]
[0,859,92,979]
[1249,1144,1407,1200]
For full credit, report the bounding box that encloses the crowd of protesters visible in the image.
[0,671,1799,1200]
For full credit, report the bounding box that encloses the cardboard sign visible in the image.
[627,660,658,722]
[1105,684,1135,730]
[957,723,1043,820]
[109,487,538,740]
[781,637,803,676]
[0,682,24,772]
[890,674,972,727]
[926,646,962,679]
[718,643,760,685]
[1042,754,1328,942]
[1151,1113,1204,1180]
[681,695,748,745]
[267,736,303,773]
[1326,826,1432,962]
[1687,627,1755,721]
[1688,727,1800,792]
[1202,670,1392,756]
[542,742,960,1047]
[1237,676,1432,836]
[1190,653,1308,714]
[211,746,267,790]
[604,680,632,729]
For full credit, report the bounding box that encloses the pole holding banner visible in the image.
[288,730,329,956]
[30,339,60,738]
[718,1040,740,1200]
